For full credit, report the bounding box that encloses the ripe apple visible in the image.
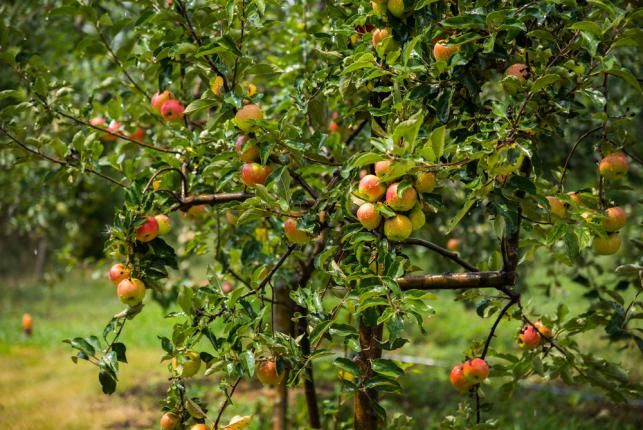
[567,191,582,205]
[356,203,381,230]
[384,214,413,242]
[450,364,471,391]
[357,174,386,202]
[387,0,404,17]
[372,27,391,48]
[172,351,202,378]
[222,281,234,294]
[599,152,628,180]
[151,90,173,113]
[101,120,123,141]
[236,135,260,162]
[90,116,106,127]
[160,412,179,430]
[22,313,33,335]
[546,196,566,219]
[592,234,622,255]
[108,263,131,284]
[328,121,339,133]
[136,216,159,242]
[116,278,146,306]
[181,205,206,219]
[446,238,460,251]
[433,41,460,62]
[256,359,284,385]
[385,183,417,211]
[129,127,145,143]
[374,160,392,177]
[409,205,425,231]
[161,100,185,122]
[284,218,312,245]
[518,325,541,349]
[155,214,172,236]
[189,425,209,430]
[533,320,552,338]
[462,358,490,384]
[235,104,264,132]
[505,63,529,80]
[415,172,436,193]
[603,207,626,232]
[241,163,272,187]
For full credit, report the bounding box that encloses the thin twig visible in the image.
[557,126,603,192]
[143,167,188,193]
[402,238,479,272]
[213,376,242,429]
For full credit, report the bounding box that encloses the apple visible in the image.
[160,412,179,430]
[415,172,436,193]
[384,214,413,241]
[518,325,540,349]
[409,205,425,231]
[151,90,173,113]
[446,238,460,252]
[241,163,272,187]
[116,278,146,306]
[155,214,172,236]
[387,0,404,17]
[328,121,339,133]
[599,152,628,180]
[284,218,312,245]
[356,203,381,230]
[592,234,622,255]
[505,63,529,80]
[374,160,392,177]
[222,281,234,294]
[136,216,159,242]
[546,196,566,219]
[236,135,260,162]
[101,120,123,142]
[462,358,489,384]
[450,364,471,391]
[603,207,626,232]
[172,351,201,378]
[533,320,552,338]
[385,183,417,211]
[129,127,145,143]
[235,104,264,132]
[90,116,106,127]
[357,174,386,202]
[567,191,582,205]
[181,205,206,219]
[256,359,284,385]
[433,41,460,62]
[161,100,185,122]
[22,313,33,335]
[189,425,209,430]
[372,27,391,48]
[108,263,131,284]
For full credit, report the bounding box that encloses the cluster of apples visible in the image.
[371,0,405,18]
[89,116,145,143]
[234,104,272,187]
[151,90,186,122]
[518,320,552,349]
[355,161,435,242]
[449,358,490,391]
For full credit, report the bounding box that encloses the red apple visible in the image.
[108,263,131,284]
[256,359,284,385]
[592,234,622,255]
[518,325,541,349]
[546,196,566,219]
[160,412,179,430]
[235,104,264,132]
[357,174,386,202]
[22,313,33,336]
[433,41,460,62]
[128,127,145,143]
[328,121,339,133]
[462,358,490,384]
[356,203,381,230]
[450,364,471,391]
[533,321,552,338]
[116,278,146,306]
[603,207,626,232]
[446,238,460,251]
[161,100,185,122]
[599,152,628,180]
[374,160,392,177]
[136,216,159,242]
[235,135,259,162]
[241,163,272,187]
[151,90,173,113]
[415,172,436,193]
[222,281,234,294]
[385,183,417,212]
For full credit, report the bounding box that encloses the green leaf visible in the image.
[334,357,361,377]
[607,68,641,92]
[531,74,561,93]
[372,359,404,378]
[240,350,255,377]
[569,21,602,36]
[184,98,218,115]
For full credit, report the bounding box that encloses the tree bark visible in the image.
[272,284,295,430]
[353,317,383,430]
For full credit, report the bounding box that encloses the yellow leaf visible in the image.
[210,76,224,96]
[224,415,252,430]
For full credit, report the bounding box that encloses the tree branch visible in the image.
[402,238,479,272]
[143,167,188,193]
[397,271,516,291]
[558,126,603,192]
[97,30,150,101]
[213,376,242,429]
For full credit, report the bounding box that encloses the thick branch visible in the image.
[402,238,479,272]
[169,192,254,211]
[397,271,515,291]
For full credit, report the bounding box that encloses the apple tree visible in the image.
[1,0,641,429]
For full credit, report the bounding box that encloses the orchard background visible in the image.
[0,0,642,429]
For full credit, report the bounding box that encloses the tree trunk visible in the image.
[34,236,47,279]
[353,317,383,430]
[298,311,321,428]
[272,284,295,430]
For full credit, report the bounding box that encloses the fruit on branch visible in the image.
[129,127,145,143]
[415,172,436,193]
[90,116,106,127]
[22,313,33,336]
[599,151,628,180]
[151,90,173,113]
[446,238,460,251]
[567,191,582,205]
[108,263,131,284]
[136,216,159,242]
[172,351,202,378]
[357,174,386,202]
[518,325,541,349]
[433,41,460,62]
[235,104,264,132]
[462,358,490,384]
[222,280,234,294]
[533,320,552,338]
[155,214,172,236]
[409,205,426,231]
[189,424,209,430]
[284,217,312,245]
[546,196,566,219]
[384,214,413,241]
[161,100,185,122]
[449,364,471,391]
[603,207,626,232]
[357,203,382,230]
[181,205,206,219]
[116,278,146,306]
[235,135,259,162]
[101,121,123,141]
[328,120,340,133]
[372,27,392,48]
[386,183,417,211]
[387,0,405,17]
[256,359,284,385]
[160,412,179,430]
[592,234,622,255]
[374,160,392,177]
[505,63,529,80]
[210,75,224,96]
[241,163,272,186]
